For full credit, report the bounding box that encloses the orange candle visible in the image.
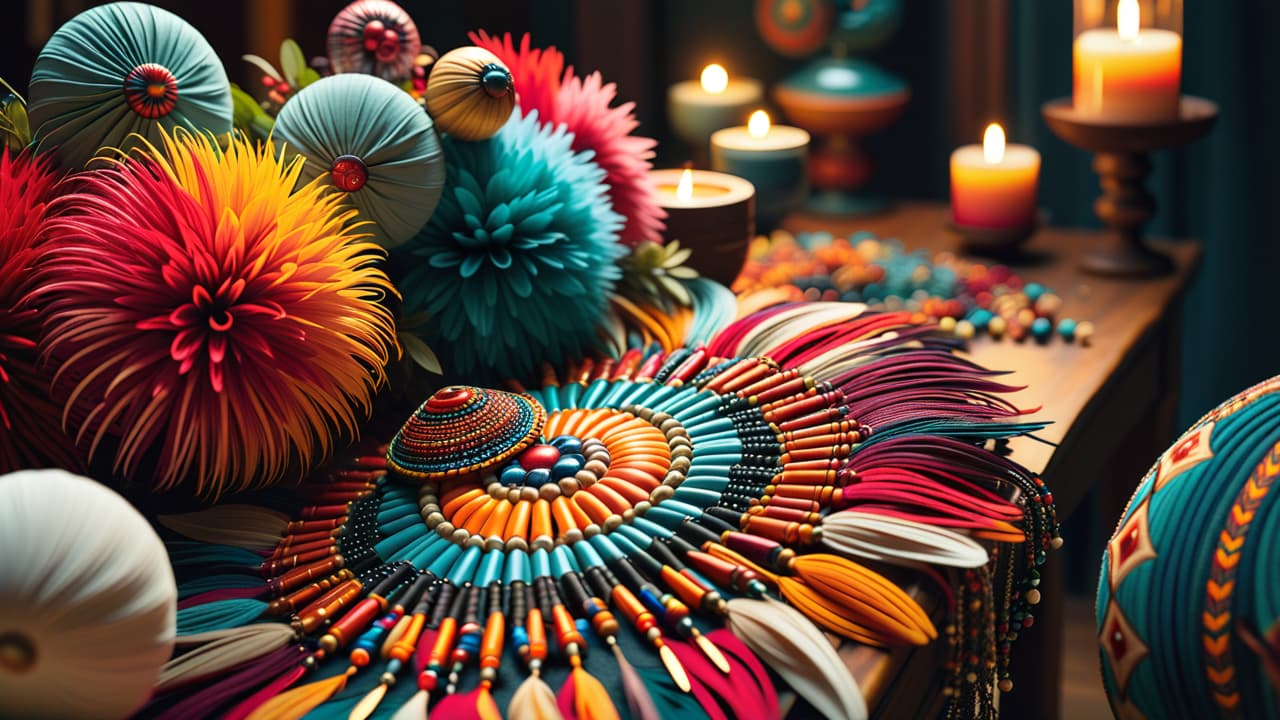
[949,124,1040,230]
[1073,0,1181,122]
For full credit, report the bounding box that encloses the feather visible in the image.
[557,666,620,720]
[245,667,355,720]
[612,644,661,720]
[705,629,779,716]
[509,673,564,720]
[158,504,290,550]
[726,598,868,720]
[158,623,296,691]
[430,686,503,720]
[389,689,429,720]
[821,511,990,568]
[787,553,936,646]
[150,646,302,720]
[668,634,777,720]
[222,665,309,720]
[176,598,268,634]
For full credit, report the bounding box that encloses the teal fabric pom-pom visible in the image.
[273,74,444,248]
[397,111,624,382]
[27,1,232,169]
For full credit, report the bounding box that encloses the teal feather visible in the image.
[633,664,706,719]
[166,540,263,569]
[177,573,264,599]
[176,598,268,634]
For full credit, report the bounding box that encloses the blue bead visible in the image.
[1024,282,1046,301]
[551,455,585,479]
[1057,318,1077,340]
[549,435,583,454]
[500,464,526,486]
[524,467,551,487]
[1031,317,1052,341]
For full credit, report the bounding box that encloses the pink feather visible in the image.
[669,636,779,720]
[413,626,439,673]
[706,630,780,719]
[430,689,490,720]
[555,675,578,719]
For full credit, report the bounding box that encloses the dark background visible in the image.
[3,0,1277,430]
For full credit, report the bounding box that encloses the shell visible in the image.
[327,0,420,84]
[1098,375,1280,719]
[387,386,546,479]
[425,46,515,141]
[273,74,444,248]
[26,1,232,170]
[0,469,176,719]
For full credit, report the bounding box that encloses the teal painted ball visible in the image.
[1098,377,1280,719]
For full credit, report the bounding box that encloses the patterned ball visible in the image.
[1098,377,1280,719]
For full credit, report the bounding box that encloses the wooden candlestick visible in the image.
[650,169,756,286]
[1041,96,1217,277]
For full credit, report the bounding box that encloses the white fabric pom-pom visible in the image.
[0,469,176,719]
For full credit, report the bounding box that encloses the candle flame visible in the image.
[983,123,1006,164]
[701,64,729,94]
[748,110,771,139]
[1118,0,1140,40]
[677,168,694,201]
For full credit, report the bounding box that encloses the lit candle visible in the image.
[650,167,756,286]
[710,110,810,230]
[667,64,764,160]
[1073,0,1181,122]
[950,123,1040,229]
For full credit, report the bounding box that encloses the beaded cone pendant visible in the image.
[151,305,1060,720]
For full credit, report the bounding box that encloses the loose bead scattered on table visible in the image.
[734,230,1094,345]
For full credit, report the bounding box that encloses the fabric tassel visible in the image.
[389,689,430,720]
[667,634,777,720]
[223,665,310,720]
[158,504,290,550]
[629,663,706,719]
[508,673,563,720]
[176,597,269,634]
[431,686,503,720]
[612,644,661,720]
[726,598,868,720]
[157,623,296,691]
[557,663,621,720]
[244,666,356,720]
[149,644,303,720]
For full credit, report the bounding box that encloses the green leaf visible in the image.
[663,246,693,267]
[296,67,321,89]
[279,39,307,87]
[242,54,283,82]
[400,332,443,375]
[658,275,692,306]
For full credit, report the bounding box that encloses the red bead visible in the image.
[519,444,561,470]
[363,20,386,40]
[329,155,368,193]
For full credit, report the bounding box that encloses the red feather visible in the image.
[668,634,780,720]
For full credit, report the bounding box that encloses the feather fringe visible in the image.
[158,623,296,691]
[389,689,429,720]
[821,511,990,568]
[158,504,290,550]
[245,667,353,720]
[176,597,268,634]
[557,666,620,720]
[612,644,661,720]
[430,686,502,720]
[509,673,563,720]
[726,598,868,720]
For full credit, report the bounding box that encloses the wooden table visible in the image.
[780,202,1200,719]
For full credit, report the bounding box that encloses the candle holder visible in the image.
[649,168,756,286]
[946,216,1040,258]
[1042,96,1217,276]
[760,0,908,216]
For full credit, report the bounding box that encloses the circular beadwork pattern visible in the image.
[416,406,695,551]
[1098,375,1280,719]
[387,386,545,479]
[123,63,178,118]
